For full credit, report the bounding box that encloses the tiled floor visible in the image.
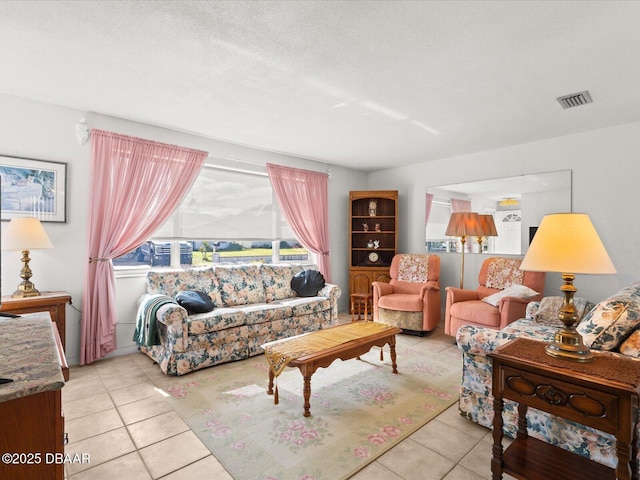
[63,313,515,479]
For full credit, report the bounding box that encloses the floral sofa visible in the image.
[456,281,640,471]
[137,263,341,375]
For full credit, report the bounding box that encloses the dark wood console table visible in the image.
[490,337,640,480]
[1,291,72,381]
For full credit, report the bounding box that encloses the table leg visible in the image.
[302,374,312,417]
[389,338,398,374]
[267,368,274,395]
[351,297,355,321]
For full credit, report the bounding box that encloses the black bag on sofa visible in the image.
[291,270,326,297]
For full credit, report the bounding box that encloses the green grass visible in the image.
[192,248,308,265]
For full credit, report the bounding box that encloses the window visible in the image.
[425,199,455,252]
[115,159,310,268]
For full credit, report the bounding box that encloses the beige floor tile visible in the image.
[410,419,483,463]
[100,368,154,391]
[458,439,493,479]
[159,455,234,480]
[63,372,107,401]
[442,464,488,480]
[65,427,136,476]
[109,381,161,406]
[67,452,151,480]
[63,392,115,421]
[138,431,210,478]
[65,408,123,443]
[127,411,190,449]
[118,394,173,425]
[377,438,456,480]
[349,461,404,480]
[435,404,490,440]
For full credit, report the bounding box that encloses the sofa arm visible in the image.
[456,324,522,358]
[318,283,342,321]
[155,302,189,353]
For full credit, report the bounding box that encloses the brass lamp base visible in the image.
[545,327,593,362]
[12,281,41,298]
[545,272,593,362]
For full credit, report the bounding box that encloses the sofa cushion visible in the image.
[261,264,303,302]
[146,266,216,298]
[214,264,266,306]
[175,290,215,313]
[277,296,331,317]
[186,308,245,335]
[619,329,640,357]
[481,284,538,306]
[576,282,640,350]
[291,269,326,297]
[533,296,594,327]
[237,302,293,325]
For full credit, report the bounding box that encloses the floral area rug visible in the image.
[165,340,461,480]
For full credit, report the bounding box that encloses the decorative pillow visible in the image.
[291,270,326,297]
[482,284,539,307]
[576,282,640,351]
[619,329,640,358]
[175,290,215,314]
[533,296,594,327]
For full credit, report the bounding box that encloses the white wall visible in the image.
[368,121,640,310]
[0,94,367,365]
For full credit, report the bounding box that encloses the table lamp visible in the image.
[1,217,54,297]
[445,212,482,288]
[476,214,498,252]
[519,213,616,362]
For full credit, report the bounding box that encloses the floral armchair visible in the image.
[444,256,546,337]
[372,254,441,333]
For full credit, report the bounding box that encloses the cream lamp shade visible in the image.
[520,213,615,275]
[1,217,54,297]
[520,213,616,362]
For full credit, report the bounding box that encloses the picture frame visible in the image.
[0,155,67,223]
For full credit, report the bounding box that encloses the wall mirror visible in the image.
[425,170,572,255]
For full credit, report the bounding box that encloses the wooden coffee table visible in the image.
[262,321,401,417]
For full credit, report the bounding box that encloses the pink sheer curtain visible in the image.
[266,163,331,282]
[81,130,207,364]
[451,198,471,212]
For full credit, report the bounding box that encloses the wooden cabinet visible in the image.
[490,338,640,480]
[1,291,71,381]
[0,313,66,480]
[349,190,398,295]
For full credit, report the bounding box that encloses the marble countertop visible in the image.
[0,312,65,403]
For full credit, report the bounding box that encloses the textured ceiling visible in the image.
[1,1,639,171]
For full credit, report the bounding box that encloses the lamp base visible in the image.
[545,327,593,362]
[12,281,41,298]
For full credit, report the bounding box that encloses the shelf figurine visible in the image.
[369,200,377,216]
[362,223,369,232]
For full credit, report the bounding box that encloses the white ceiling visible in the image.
[1,1,639,171]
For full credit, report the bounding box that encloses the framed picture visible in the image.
[0,155,67,223]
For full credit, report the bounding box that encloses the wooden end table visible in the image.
[489,337,640,480]
[350,292,373,321]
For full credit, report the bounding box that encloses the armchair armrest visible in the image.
[372,281,394,298]
[445,286,480,303]
[497,296,531,329]
[419,281,440,299]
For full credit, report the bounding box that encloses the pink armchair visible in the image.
[444,257,546,337]
[372,254,441,333]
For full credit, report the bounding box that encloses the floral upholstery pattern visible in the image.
[396,254,430,282]
[139,264,341,375]
[577,281,640,350]
[533,296,594,327]
[485,257,524,289]
[456,297,640,472]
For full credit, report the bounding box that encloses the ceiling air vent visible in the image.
[557,90,593,109]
